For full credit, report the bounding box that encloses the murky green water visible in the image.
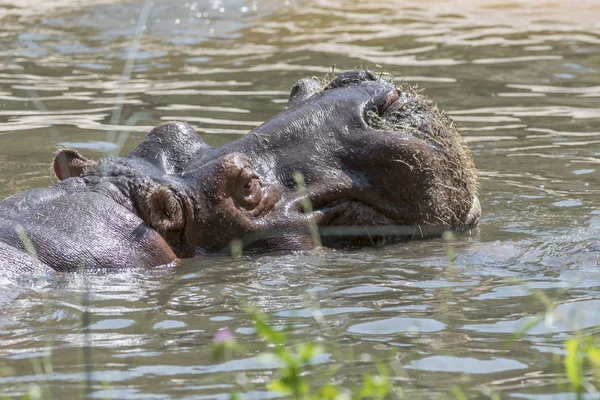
[1,0,599,398]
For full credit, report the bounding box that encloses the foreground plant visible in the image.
[511,284,600,399]
[564,335,600,397]
[212,311,391,400]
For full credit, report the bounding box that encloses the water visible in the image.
[1,0,599,398]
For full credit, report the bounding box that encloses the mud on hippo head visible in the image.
[55,70,481,257]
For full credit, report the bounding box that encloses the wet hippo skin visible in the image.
[0,70,481,275]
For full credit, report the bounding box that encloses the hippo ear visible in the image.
[53,148,97,180]
[146,186,184,234]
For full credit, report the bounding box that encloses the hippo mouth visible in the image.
[306,194,476,248]
[302,196,437,248]
[313,200,416,246]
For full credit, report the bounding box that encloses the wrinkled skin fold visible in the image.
[0,70,481,276]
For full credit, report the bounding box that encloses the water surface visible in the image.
[1,0,599,398]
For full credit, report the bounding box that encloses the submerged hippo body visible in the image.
[0,70,481,276]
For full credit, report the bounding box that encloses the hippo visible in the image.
[0,70,480,277]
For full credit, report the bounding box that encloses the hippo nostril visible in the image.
[365,89,400,121]
[376,89,400,115]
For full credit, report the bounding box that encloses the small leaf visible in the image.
[359,374,390,399]
[317,384,339,400]
[279,366,309,395]
[586,343,600,367]
[253,314,287,346]
[267,379,292,395]
[564,338,583,391]
[451,386,468,400]
[298,342,324,364]
[361,375,376,396]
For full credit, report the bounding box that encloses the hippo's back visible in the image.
[0,179,86,220]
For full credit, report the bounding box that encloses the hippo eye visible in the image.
[234,167,263,210]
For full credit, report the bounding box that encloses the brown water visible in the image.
[1,0,600,398]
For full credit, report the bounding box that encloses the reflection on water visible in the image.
[1,0,599,398]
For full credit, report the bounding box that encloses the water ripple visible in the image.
[1,0,600,398]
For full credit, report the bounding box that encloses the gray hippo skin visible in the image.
[0,70,481,276]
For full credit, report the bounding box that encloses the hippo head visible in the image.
[55,70,480,257]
